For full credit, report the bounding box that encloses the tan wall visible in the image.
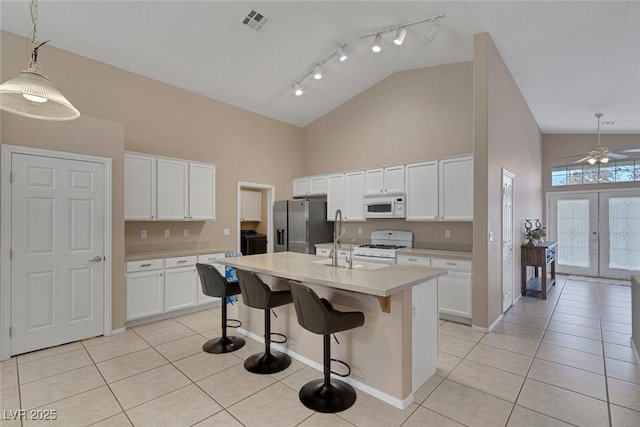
[473,33,543,328]
[1,114,127,329]
[1,30,303,329]
[542,134,640,200]
[302,62,474,246]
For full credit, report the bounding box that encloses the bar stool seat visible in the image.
[236,270,293,374]
[288,282,365,413]
[196,263,245,354]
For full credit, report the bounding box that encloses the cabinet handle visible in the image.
[160,273,163,276]
[434,216,438,219]
[409,258,418,262]
[151,215,154,219]
[177,260,187,264]
[446,262,456,266]
[184,216,187,219]
[140,263,151,267]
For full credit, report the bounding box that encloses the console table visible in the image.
[521,241,557,299]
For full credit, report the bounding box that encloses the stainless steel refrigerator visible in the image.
[274,200,332,254]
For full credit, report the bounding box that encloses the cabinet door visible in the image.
[439,156,473,221]
[126,270,164,321]
[165,266,197,312]
[384,165,405,193]
[326,174,345,221]
[240,190,262,222]
[157,158,189,220]
[344,171,365,221]
[189,163,215,220]
[316,247,331,257]
[292,178,309,197]
[364,168,384,195]
[124,153,156,220]
[405,161,439,221]
[438,271,473,319]
[308,175,327,195]
[397,254,431,266]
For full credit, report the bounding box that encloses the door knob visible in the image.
[89,256,103,262]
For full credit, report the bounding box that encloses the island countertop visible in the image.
[216,252,446,297]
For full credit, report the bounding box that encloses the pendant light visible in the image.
[0,0,80,121]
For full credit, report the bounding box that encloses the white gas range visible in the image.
[352,230,413,264]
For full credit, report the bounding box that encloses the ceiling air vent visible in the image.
[241,10,271,33]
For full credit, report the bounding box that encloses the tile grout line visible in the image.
[597,283,614,427]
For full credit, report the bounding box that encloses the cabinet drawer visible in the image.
[431,257,472,271]
[126,259,163,273]
[197,253,226,264]
[165,255,197,268]
[316,248,331,257]
[397,255,431,266]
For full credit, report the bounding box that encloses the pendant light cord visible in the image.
[26,0,50,69]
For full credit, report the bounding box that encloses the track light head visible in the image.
[294,83,303,96]
[393,27,407,45]
[372,34,382,53]
[313,64,322,80]
[337,45,347,62]
[424,21,441,42]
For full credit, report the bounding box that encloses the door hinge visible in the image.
[9,172,13,183]
[9,249,12,261]
[9,327,12,337]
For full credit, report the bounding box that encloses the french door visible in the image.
[549,190,640,280]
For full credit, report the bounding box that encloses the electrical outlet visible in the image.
[223,228,230,236]
[445,229,451,238]
[141,230,147,239]
[183,229,189,238]
[358,227,362,235]
[164,229,170,238]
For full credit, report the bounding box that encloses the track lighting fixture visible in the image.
[372,34,382,53]
[313,65,323,80]
[424,20,441,43]
[393,27,407,46]
[337,45,347,62]
[294,83,303,96]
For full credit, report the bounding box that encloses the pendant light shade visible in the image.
[0,68,80,121]
[0,0,79,121]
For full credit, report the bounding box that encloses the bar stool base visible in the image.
[244,351,291,374]
[202,336,245,354]
[299,378,357,413]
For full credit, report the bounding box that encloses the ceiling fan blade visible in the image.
[556,154,584,159]
[574,156,591,163]
[617,148,640,153]
[607,152,628,159]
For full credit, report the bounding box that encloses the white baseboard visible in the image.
[109,327,126,336]
[472,314,503,333]
[237,328,415,409]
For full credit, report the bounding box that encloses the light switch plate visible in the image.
[141,230,147,239]
[445,229,451,238]
[223,228,230,236]
[164,229,170,237]
[358,227,362,235]
[183,229,189,237]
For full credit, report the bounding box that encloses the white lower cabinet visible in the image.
[432,257,473,320]
[126,253,224,322]
[126,269,164,321]
[397,254,432,266]
[165,256,198,312]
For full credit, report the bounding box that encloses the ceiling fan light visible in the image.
[600,157,609,164]
[588,157,597,165]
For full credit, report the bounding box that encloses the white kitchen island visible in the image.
[217,252,446,409]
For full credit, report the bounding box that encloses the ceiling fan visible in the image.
[557,113,640,165]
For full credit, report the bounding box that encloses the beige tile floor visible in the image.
[1,276,639,426]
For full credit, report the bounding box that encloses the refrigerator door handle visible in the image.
[277,229,285,246]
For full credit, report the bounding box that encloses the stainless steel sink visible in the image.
[312,258,389,270]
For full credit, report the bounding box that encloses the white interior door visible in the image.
[502,170,514,311]
[549,193,599,276]
[599,191,640,279]
[10,153,105,355]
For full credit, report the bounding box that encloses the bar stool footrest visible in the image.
[330,358,351,377]
[270,332,287,344]
[226,318,242,328]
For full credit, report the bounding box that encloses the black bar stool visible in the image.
[236,270,293,374]
[288,281,365,413]
[196,263,245,354]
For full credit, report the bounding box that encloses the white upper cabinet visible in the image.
[405,161,439,221]
[189,163,216,220]
[292,175,327,197]
[125,153,156,220]
[344,171,365,221]
[326,174,345,221]
[157,158,189,220]
[365,165,405,195]
[439,156,473,221]
[240,190,262,222]
[125,152,216,221]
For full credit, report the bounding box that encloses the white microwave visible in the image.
[363,194,406,219]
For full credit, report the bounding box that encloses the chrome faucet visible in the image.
[346,239,356,269]
[332,209,342,267]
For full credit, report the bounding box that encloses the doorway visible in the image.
[1,145,112,359]
[236,182,275,253]
[502,169,515,311]
[548,189,640,280]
